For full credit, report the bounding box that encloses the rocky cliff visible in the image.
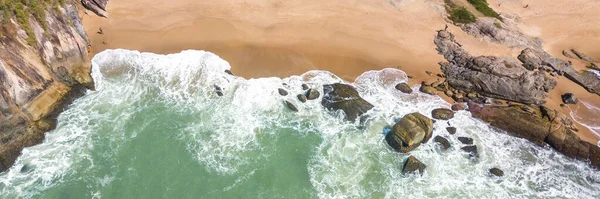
[0,1,92,172]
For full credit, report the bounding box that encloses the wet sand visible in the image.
[81,0,599,143]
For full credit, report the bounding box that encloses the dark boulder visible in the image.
[461,145,478,158]
[385,112,434,153]
[561,93,578,104]
[431,108,454,120]
[458,137,474,145]
[301,84,309,90]
[297,94,307,103]
[306,88,320,100]
[402,156,426,175]
[434,136,451,150]
[285,101,298,112]
[489,168,504,177]
[278,88,289,96]
[446,127,457,135]
[419,86,437,95]
[321,83,374,122]
[395,83,413,94]
[224,70,235,76]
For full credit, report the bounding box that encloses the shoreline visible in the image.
[81,0,599,144]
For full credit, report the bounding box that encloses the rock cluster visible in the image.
[321,83,373,122]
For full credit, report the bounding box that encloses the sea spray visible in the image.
[0,49,598,198]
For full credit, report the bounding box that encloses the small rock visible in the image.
[395,83,413,94]
[278,88,289,96]
[224,70,235,76]
[285,101,298,112]
[446,127,457,135]
[461,145,478,158]
[458,137,474,145]
[301,84,309,90]
[297,94,307,103]
[306,88,320,100]
[407,75,414,79]
[451,103,467,111]
[434,136,451,150]
[445,90,454,97]
[489,168,504,177]
[571,49,597,63]
[402,156,426,175]
[561,93,578,104]
[419,86,437,95]
[562,50,575,59]
[425,71,433,76]
[431,108,454,120]
[467,93,478,99]
[453,93,464,101]
[214,85,224,97]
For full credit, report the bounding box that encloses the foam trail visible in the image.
[0,49,598,198]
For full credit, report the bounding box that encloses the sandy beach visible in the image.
[81,0,599,143]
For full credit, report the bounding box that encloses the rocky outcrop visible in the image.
[460,18,542,49]
[385,112,433,153]
[517,48,600,96]
[571,49,597,63]
[321,83,373,122]
[469,102,600,168]
[435,30,556,104]
[82,0,109,17]
[0,3,92,172]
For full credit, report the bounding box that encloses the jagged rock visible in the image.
[285,101,298,112]
[468,102,600,168]
[461,145,478,158]
[306,88,320,100]
[321,83,373,122]
[563,50,575,59]
[402,156,426,175]
[301,84,309,90]
[561,93,578,104]
[82,0,109,17]
[278,88,289,96]
[385,112,433,153]
[518,48,600,96]
[458,137,474,145]
[489,168,504,177]
[434,136,451,150]
[297,94,307,103]
[419,86,437,95]
[395,83,413,94]
[224,70,234,76]
[435,30,556,104]
[571,49,597,63]
[431,108,454,120]
[446,127,457,135]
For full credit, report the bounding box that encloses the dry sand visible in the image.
[81,0,599,143]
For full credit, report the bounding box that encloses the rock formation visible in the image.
[321,83,373,122]
[402,156,426,175]
[469,102,600,168]
[0,2,92,172]
[385,112,433,153]
[82,0,109,17]
[434,30,556,104]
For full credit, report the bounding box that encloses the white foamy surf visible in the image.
[0,49,598,198]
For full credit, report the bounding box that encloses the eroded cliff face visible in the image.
[0,1,92,172]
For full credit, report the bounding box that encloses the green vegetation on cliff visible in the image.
[0,0,65,46]
[445,0,476,24]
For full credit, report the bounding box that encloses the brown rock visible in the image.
[395,83,413,94]
[434,136,451,150]
[297,94,307,103]
[431,108,455,120]
[489,168,504,177]
[402,156,426,175]
[458,137,474,145]
[285,101,298,112]
[306,88,320,100]
[385,112,434,153]
[419,86,437,95]
[451,103,467,111]
[278,88,289,96]
[446,127,457,135]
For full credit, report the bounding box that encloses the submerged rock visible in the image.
[321,83,374,122]
[446,127,457,135]
[489,168,504,177]
[297,94,307,103]
[461,145,478,158]
[278,88,289,96]
[434,136,451,150]
[402,156,426,175]
[561,93,578,104]
[306,88,320,100]
[395,83,413,94]
[385,112,433,153]
[458,137,474,145]
[431,108,454,120]
[285,101,298,112]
